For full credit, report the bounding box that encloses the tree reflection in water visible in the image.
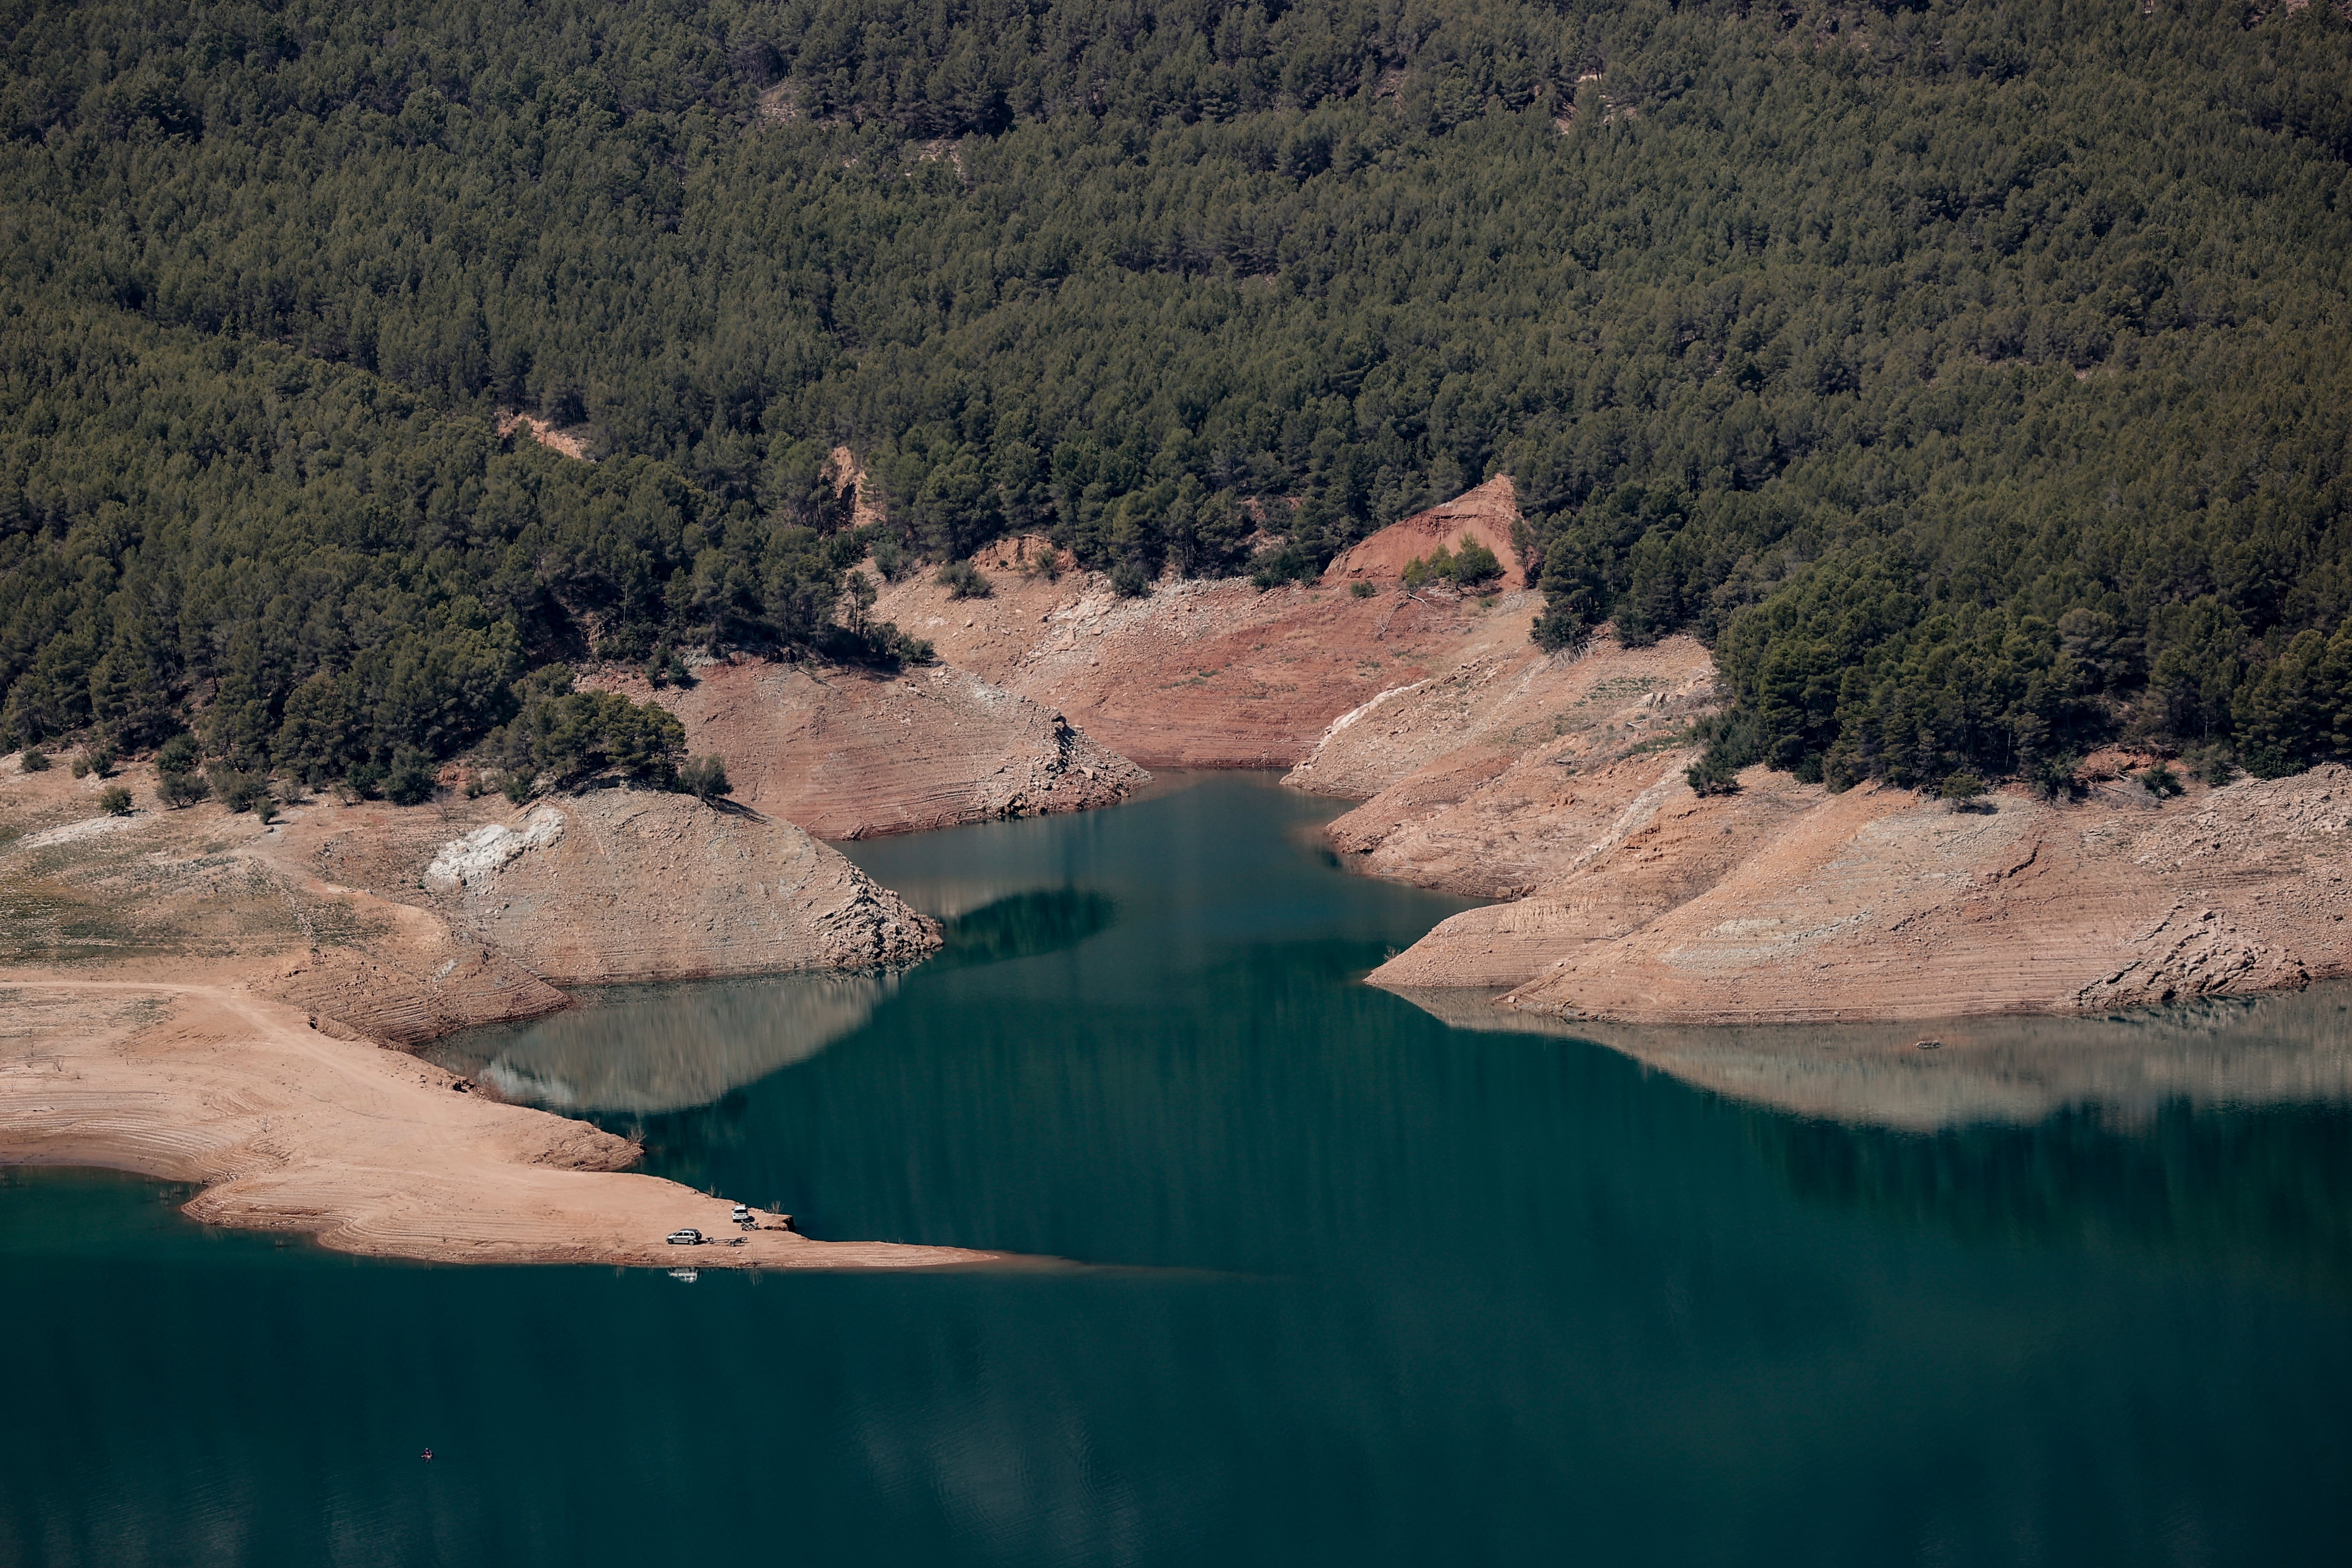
[1397,982,2352,1291]
[1753,1099,2352,1294]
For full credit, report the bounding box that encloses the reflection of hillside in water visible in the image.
[1398,982,2352,1291]
[939,889,1116,966]
[1755,1096,2352,1291]
[425,891,1117,1117]
[429,972,892,1114]
[1393,983,2352,1129]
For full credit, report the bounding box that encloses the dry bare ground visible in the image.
[579,660,1144,838]
[1283,633,2352,1022]
[493,409,595,461]
[10,475,2348,1264]
[869,485,1546,769]
[0,754,1002,1269]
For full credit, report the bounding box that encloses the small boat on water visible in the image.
[668,1268,699,1282]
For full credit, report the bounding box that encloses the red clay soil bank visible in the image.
[1322,475,1528,592]
[582,660,1144,837]
[870,483,1541,768]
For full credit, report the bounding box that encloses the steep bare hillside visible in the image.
[871,490,1551,768]
[582,660,1144,837]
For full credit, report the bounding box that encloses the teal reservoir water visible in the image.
[5,773,2351,1566]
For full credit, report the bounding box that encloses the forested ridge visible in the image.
[3,0,2349,793]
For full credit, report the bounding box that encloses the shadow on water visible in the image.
[938,888,1118,966]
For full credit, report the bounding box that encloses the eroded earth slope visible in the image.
[870,485,1540,768]
[0,755,983,1268]
[580,660,1143,837]
[1287,634,2352,1022]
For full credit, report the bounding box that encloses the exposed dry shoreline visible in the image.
[0,971,1000,1270]
[0,754,1011,1270]
[1283,646,2352,1023]
[855,478,2350,1025]
[9,480,2348,1268]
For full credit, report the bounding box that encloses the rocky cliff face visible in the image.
[582,660,1144,837]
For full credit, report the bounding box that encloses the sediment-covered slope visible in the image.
[582,659,1144,836]
[0,756,977,1269]
[289,786,940,988]
[1487,766,2348,1025]
[1272,620,2350,1020]
[1361,766,1830,989]
[1,761,561,1046]
[870,487,1546,768]
[1287,633,1721,898]
[1341,651,2352,1020]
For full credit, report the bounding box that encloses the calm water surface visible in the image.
[5,773,2350,1566]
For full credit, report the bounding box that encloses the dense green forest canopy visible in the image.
[2,0,2348,791]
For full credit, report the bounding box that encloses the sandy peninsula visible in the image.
[0,970,994,1269]
[0,719,1054,1269]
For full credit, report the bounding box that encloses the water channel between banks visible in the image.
[5,772,2350,1567]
